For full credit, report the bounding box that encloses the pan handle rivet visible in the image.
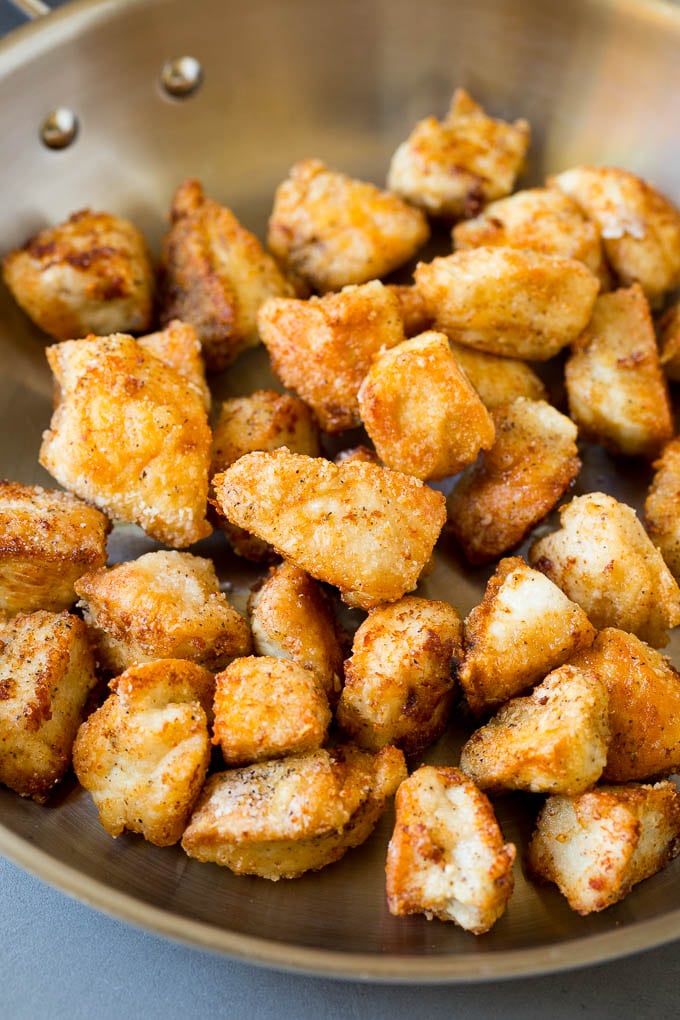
[161,56,203,98]
[40,108,79,150]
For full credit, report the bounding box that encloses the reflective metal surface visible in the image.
[1,0,680,982]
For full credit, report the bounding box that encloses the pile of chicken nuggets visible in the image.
[4,88,680,935]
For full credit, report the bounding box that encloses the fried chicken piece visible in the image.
[158,179,294,372]
[414,247,600,360]
[212,450,446,609]
[267,158,429,294]
[448,341,547,409]
[258,280,405,433]
[385,766,516,933]
[2,209,153,340]
[72,659,214,846]
[182,744,407,879]
[358,331,495,480]
[74,550,251,674]
[0,610,97,802]
[0,481,109,617]
[387,88,530,220]
[336,596,462,758]
[530,492,680,647]
[447,398,580,564]
[527,782,680,914]
[658,301,680,381]
[333,445,381,466]
[459,665,609,795]
[459,557,596,715]
[645,437,680,580]
[39,333,212,548]
[139,319,210,410]
[386,283,434,336]
[565,285,672,458]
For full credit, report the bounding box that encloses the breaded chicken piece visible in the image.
[459,557,596,715]
[358,331,495,480]
[39,333,212,548]
[336,596,462,758]
[530,492,680,647]
[212,656,331,766]
[212,450,446,609]
[528,782,680,915]
[570,628,680,782]
[248,561,345,703]
[72,659,214,846]
[139,319,210,411]
[182,743,407,879]
[258,280,405,433]
[267,158,430,294]
[565,286,672,458]
[551,166,680,305]
[385,766,515,933]
[447,398,580,564]
[448,341,547,409]
[2,209,153,340]
[158,179,294,372]
[658,302,680,381]
[453,186,610,286]
[645,437,680,580]
[0,482,109,617]
[414,247,600,361]
[386,284,434,337]
[333,445,381,466]
[0,610,97,802]
[459,665,609,795]
[74,550,251,674]
[387,88,530,220]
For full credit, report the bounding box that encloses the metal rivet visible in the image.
[40,108,79,150]
[161,56,203,98]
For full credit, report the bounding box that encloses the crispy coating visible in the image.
[139,319,210,411]
[212,656,331,766]
[159,179,294,372]
[0,481,109,617]
[267,158,429,294]
[551,165,680,305]
[386,284,434,337]
[385,765,516,933]
[181,744,407,880]
[0,610,97,802]
[358,331,495,480]
[414,247,600,360]
[447,398,580,564]
[530,492,680,647]
[570,628,680,782]
[336,596,462,758]
[565,285,672,458]
[387,88,530,220]
[527,782,680,915]
[39,333,212,548]
[212,450,446,609]
[74,550,251,674]
[248,561,345,703]
[2,209,153,340]
[448,341,546,409]
[645,437,680,580]
[72,659,214,846]
[459,664,609,795]
[459,557,596,715]
[258,280,405,433]
[658,302,680,381]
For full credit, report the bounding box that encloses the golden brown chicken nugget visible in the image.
[658,301,680,381]
[645,436,680,580]
[448,341,547,409]
[139,319,210,410]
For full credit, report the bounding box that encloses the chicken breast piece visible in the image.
[336,596,462,758]
[39,333,212,548]
[447,398,580,564]
[212,450,446,609]
[385,765,516,933]
[565,285,672,458]
[139,319,210,411]
[75,550,251,674]
[0,481,109,618]
[645,437,680,580]
[459,557,596,715]
[459,665,609,795]
[387,88,530,220]
[448,341,546,410]
[72,659,214,846]
[414,247,600,360]
[528,782,680,915]
[0,610,97,802]
[358,331,495,481]
[658,301,680,381]
[530,492,680,647]
[2,208,153,340]
[182,744,407,879]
